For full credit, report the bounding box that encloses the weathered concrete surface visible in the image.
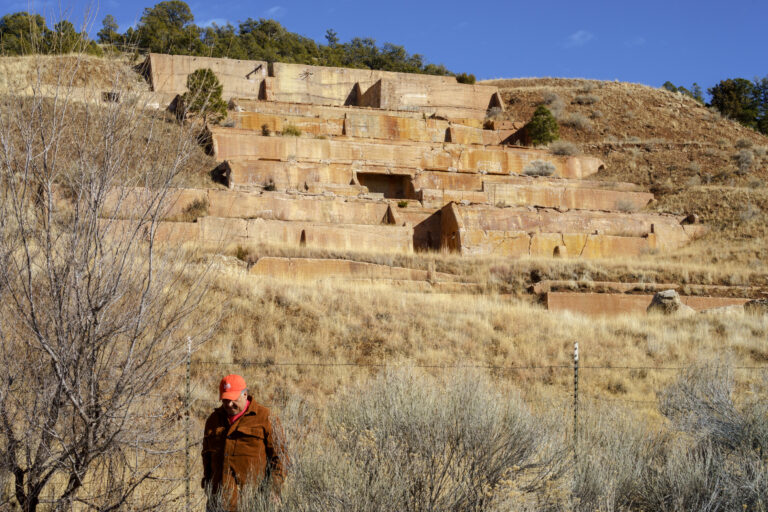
[210,129,604,179]
[357,78,503,119]
[419,183,652,211]
[440,203,692,257]
[232,99,424,120]
[546,292,749,316]
[343,113,447,142]
[223,160,356,190]
[249,257,457,281]
[205,190,390,224]
[102,187,395,224]
[103,219,201,244]
[230,112,344,136]
[145,54,267,98]
[413,172,645,193]
[482,182,652,211]
[420,188,488,207]
[267,62,501,119]
[200,217,413,252]
[444,203,683,236]
[532,280,763,298]
[101,187,208,220]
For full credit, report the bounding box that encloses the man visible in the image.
[202,374,286,510]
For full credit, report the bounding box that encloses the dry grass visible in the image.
[185,260,768,416]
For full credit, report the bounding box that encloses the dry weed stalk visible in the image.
[0,47,211,510]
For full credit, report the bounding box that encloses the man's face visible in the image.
[222,391,248,416]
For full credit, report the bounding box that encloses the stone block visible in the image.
[210,129,604,179]
[145,54,266,99]
[206,191,390,224]
[249,257,456,281]
[269,62,457,107]
[224,160,355,190]
[230,112,344,136]
[546,292,749,316]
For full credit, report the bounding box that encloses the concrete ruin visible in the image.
[130,54,706,260]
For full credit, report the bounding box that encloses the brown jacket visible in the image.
[201,398,286,508]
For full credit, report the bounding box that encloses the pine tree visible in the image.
[526,106,559,146]
[180,68,227,124]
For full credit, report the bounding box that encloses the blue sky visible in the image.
[3,0,766,91]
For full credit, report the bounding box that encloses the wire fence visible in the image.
[179,345,768,511]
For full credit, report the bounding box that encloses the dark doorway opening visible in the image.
[356,173,412,199]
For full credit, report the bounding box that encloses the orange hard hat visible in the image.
[219,374,247,400]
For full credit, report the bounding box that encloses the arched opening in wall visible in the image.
[300,230,306,247]
[553,245,567,259]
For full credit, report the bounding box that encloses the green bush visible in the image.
[180,68,227,124]
[525,105,559,146]
[281,124,301,136]
[455,72,476,84]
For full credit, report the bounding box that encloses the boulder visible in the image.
[646,289,696,316]
[744,299,768,315]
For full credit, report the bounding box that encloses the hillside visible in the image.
[3,51,768,511]
[485,77,768,263]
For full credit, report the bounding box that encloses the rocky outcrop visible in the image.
[646,290,696,316]
[744,299,768,315]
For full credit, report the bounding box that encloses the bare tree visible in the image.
[0,45,211,510]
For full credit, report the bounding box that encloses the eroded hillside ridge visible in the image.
[104,53,702,264]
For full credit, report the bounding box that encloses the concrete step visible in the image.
[546,292,749,316]
[209,128,604,179]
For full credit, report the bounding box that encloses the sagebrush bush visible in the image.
[227,368,563,512]
[561,113,593,131]
[205,365,767,512]
[573,94,599,105]
[181,197,208,221]
[735,149,754,174]
[526,106,559,146]
[548,140,580,156]
[523,160,556,176]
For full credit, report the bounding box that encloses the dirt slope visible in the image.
[484,77,768,264]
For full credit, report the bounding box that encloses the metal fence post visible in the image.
[573,341,579,463]
[185,337,192,512]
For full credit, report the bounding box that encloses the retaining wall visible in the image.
[249,257,456,281]
[210,129,604,179]
[146,54,267,98]
[546,292,750,316]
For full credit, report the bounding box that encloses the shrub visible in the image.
[181,196,208,221]
[735,138,753,149]
[397,200,409,208]
[525,106,559,146]
[735,149,754,174]
[180,68,227,124]
[523,160,556,176]
[455,72,476,84]
[561,113,593,131]
[548,140,580,156]
[227,368,563,512]
[261,124,271,136]
[282,124,302,136]
[616,199,638,212]
[573,94,599,105]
